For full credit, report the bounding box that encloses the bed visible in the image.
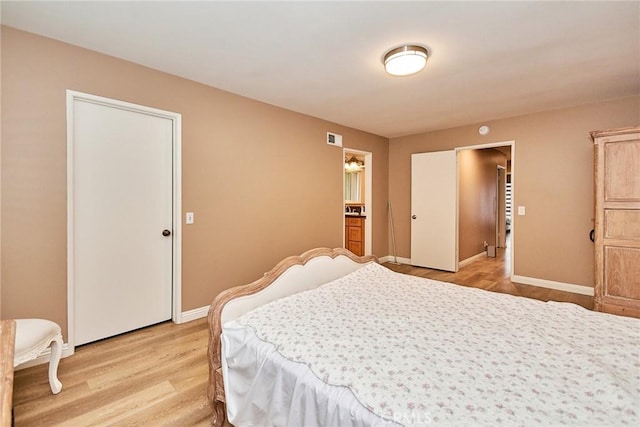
[207,247,639,426]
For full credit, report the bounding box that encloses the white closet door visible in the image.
[73,99,173,345]
[410,150,458,272]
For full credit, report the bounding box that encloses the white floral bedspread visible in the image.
[235,262,640,426]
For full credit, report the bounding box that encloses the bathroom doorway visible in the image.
[343,149,372,256]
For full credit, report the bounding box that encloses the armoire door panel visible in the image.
[604,140,640,202]
[603,246,640,300]
[604,210,640,240]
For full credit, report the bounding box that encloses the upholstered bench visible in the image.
[13,319,63,394]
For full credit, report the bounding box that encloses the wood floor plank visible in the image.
[13,381,92,423]
[58,381,176,427]
[115,381,211,427]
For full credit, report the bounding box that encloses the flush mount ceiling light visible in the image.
[383,44,429,76]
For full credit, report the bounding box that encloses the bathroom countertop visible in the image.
[345,214,366,218]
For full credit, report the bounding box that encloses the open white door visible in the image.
[411,150,458,272]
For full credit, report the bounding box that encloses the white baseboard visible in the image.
[179,305,210,323]
[379,255,410,264]
[511,275,594,296]
[459,252,486,268]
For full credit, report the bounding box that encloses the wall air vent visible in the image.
[327,132,342,147]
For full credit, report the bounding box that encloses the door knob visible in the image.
[162,229,171,237]
[411,215,417,219]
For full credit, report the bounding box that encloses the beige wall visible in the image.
[389,96,639,287]
[458,148,506,261]
[0,27,389,336]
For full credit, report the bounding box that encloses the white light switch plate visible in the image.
[518,206,526,216]
[186,212,194,224]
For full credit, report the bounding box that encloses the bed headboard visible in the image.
[221,249,376,324]
[207,248,378,425]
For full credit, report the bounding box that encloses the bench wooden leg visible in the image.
[48,333,63,394]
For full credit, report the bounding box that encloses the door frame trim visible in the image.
[455,140,515,278]
[342,148,373,255]
[496,165,506,248]
[66,90,182,353]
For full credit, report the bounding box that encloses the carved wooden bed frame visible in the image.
[206,247,378,426]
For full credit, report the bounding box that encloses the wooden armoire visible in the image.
[591,126,640,318]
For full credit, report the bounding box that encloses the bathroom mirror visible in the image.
[345,171,363,203]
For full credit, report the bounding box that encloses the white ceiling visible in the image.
[2,1,639,138]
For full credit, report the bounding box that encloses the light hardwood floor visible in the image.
[12,319,212,426]
[12,242,592,425]
[384,239,594,309]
